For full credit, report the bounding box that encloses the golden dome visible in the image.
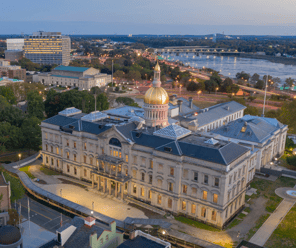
[144,86,169,105]
[154,61,160,71]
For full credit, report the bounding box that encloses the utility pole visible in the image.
[112,60,114,86]
[262,75,268,117]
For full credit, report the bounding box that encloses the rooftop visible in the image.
[118,236,167,248]
[53,65,90,72]
[212,115,286,143]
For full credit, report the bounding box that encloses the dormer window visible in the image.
[241,126,246,132]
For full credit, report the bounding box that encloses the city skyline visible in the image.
[1,0,296,35]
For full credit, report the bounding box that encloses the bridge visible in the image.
[154,46,241,55]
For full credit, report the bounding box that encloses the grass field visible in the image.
[0,166,25,203]
[40,166,61,176]
[19,166,36,179]
[174,216,221,232]
[265,206,296,248]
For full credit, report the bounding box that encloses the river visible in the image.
[163,53,296,82]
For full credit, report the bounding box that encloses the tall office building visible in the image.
[6,39,24,50]
[24,31,71,66]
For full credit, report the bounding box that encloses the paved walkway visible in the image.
[249,185,296,246]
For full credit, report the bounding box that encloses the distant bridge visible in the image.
[154,46,241,55]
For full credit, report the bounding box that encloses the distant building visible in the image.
[6,39,24,51]
[38,65,111,90]
[40,216,123,248]
[0,59,10,67]
[0,172,11,212]
[4,50,23,62]
[0,78,24,87]
[24,31,71,66]
[0,64,26,81]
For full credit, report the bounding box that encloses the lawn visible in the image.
[0,166,25,203]
[248,177,296,212]
[265,206,296,248]
[19,166,36,179]
[246,214,270,240]
[174,216,221,232]
[40,166,61,176]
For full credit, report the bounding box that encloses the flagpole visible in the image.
[262,75,268,117]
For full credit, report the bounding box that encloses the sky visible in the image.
[1,0,296,35]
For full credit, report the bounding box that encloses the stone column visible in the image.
[109,180,112,195]
[92,174,94,189]
[121,183,124,199]
[103,178,106,193]
[115,182,118,198]
[115,165,118,177]
[97,176,100,191]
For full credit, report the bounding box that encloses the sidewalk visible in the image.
[249,185,296,246]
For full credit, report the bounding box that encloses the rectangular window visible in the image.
[183,169,188,179]
[204,175,208,184]
[67,152,69,159]
[125,155,128,162]
[157,179,162,187]
[193,172,198,181]
[56,147,59,154]
[229,176,232,185]
[182,201,186,211]
[201,207,206,218]
[149,175,152,184]
[133,185,137,194]
[57,160,59,167]
[150,160,153,169]
[110,149,112,156]
[106,235,109,241]
[213,194,218,204]
[51,158,54,165]
[212,211,217,221]
[67,165,70,173]
[84,155,86,163]
[141,173,145,181]
[203,191,207,200]
[170,167,174,176]
[132,170,137,178]
[214,178,219,187]
[51,146,53,153]
[74,142,76,148]
[90,158,93,165]
[119,151,122,158]
[191,204,196,214]
[133,156,137,164]
[158,164,163,172]
[84,142,87,150]
[148,190,152,199]
[101,148,104,154]
[157,195,162,204]
[46,144,48,151]
[141,188,144,197]
[66,140,69,147]
[168,198,172,208]
[113,150,116,157]
[45,133,48,139]
[182,184,187,194]
[74,167,77,175]
[168,182,173,192]
[125,169,128,176]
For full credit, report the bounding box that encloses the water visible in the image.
[163,53,296,82]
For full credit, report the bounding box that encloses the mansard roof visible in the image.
[212,115,286,143]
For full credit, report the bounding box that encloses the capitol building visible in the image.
[41,62,287,228]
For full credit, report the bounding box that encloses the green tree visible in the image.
[21,117,42,154]
[284,77,295,87]
[204,80,218,94]
[236,71,250,80]
[0,106,24,127]
[161,75,167,83]
[116,97,139,107]
[286,155,296,167]
[197,81,205,91]
[126,70,142,81]
[244,106,259,116]
[0,95,10,110]
[251,73,260,83]
[113,70,125,79]
[186,82,199,92]
[210,73,222,86]
[27,90,45,119]
[255,80,265,89]
[0,122,11,152]
[278,100,296,133]
[96,93,109,111]
[0,86,17,104]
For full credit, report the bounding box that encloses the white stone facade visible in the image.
[41,120,256,229]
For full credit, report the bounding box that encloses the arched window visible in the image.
[109,138,121,147]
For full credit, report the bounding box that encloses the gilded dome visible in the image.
[144,87,169,105]
[154,61,161,71]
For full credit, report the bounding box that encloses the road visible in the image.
[16,195,72,233]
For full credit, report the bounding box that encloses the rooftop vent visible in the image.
[224,106,230,111]
[205,138,219,145]
[58,107,82,117]
[164,147,172,152]
[69,125,75,130]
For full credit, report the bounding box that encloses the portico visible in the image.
[91,154,131,200]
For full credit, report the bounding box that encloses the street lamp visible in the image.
[18,154,21,167]
[197,90,202,99]
[215,87,219,95]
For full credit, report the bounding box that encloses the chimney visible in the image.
[189,97,193,109]
[110,221,116,233]
[177,100,183,114]
[84,217,96,227]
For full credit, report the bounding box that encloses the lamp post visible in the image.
[18,154,21,167]
[197,90,201,100]
[215,87,219,95]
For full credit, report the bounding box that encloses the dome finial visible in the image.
[155,60,160,71]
